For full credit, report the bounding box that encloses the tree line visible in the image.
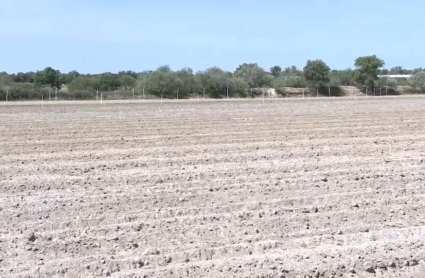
[1,55,425,100]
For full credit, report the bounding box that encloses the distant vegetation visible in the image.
[1,56,424,100]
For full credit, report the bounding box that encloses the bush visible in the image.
[69,77,100,92]
[58,90,96,100]
[409,71,425,92]
[0,83,44,100]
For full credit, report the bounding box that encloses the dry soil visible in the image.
[1,97,425,277]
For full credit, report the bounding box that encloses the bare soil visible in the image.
[1,97,425,277]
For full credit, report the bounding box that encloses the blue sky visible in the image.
[1,0,424,74]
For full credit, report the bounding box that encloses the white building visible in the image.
[378,75,412,79]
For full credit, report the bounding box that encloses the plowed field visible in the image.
[1,97,425,277]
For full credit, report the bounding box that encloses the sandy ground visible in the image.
[1,97,425,277]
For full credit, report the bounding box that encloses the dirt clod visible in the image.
[27,233,36,242]
[364,262,375,273]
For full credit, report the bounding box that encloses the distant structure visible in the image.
[378,75,412,79]
[264,88,277,97]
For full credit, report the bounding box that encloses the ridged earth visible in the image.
[1,97,425,277]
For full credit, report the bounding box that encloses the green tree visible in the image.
[273,74,304,89]
[409,71,425,92]
[62,70,80,84]
[380,68,389,75]
[139,66,183,98]
[157,65,171,73]
[34,67,62,89]
[0,74,13,88]
[270,66,282,78]
[118,71,138,78]
[282,66,301,75]
[274,66,305,88]
[303,59,330,89]
[99,73,120,91]
[118,75,137,89]
[69,77,100,92]
[413,68,424,74]
[353,55,384,89]
[7,83,39,100]
[196,67,232,98]
[176,68,202,98]
[374,77,393,89]
[234,63,273,88]
[230,77,249,97]
[329,69,354,86]
[389,66,410,75]
[13,72,34,83]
